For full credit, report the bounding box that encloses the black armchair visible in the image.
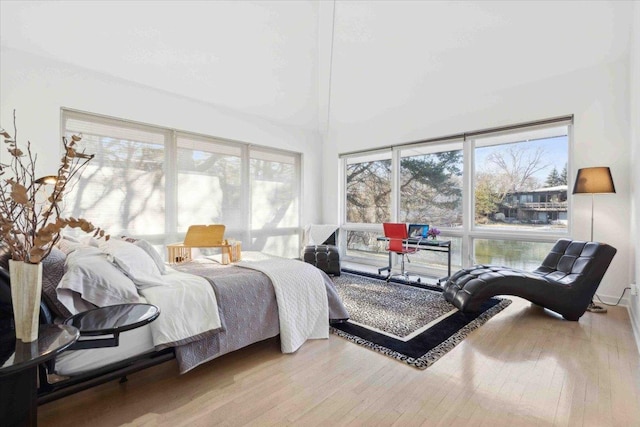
[442,239,617,321]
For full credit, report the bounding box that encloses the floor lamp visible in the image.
[572,166,616,312]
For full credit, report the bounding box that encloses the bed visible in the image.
[0,238,349,402]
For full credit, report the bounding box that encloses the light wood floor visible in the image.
[38,297,640,427]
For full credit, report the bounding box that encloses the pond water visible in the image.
[473,239,555,271]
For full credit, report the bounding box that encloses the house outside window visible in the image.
[473,125,569,232]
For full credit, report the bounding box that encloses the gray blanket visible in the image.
[171,259,348,373]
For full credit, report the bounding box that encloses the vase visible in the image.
[9,260,43,342]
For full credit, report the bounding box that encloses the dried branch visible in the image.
[1,110,109,264]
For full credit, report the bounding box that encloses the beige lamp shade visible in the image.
[572,167,616,194]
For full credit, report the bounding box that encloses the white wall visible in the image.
[320,1,633,306]
[0,47,324,228]
[323,57,632,305]
[629,2,640,351]
[0,1,321,131]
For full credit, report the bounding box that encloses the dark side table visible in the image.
[0,324,79,427]
[64,303,160,350]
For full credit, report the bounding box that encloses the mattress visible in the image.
[54,323,155,376]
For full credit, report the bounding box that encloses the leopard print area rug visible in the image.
[330,272,511,369]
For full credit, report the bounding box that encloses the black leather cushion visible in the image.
[303,244,341,276]
[0,243,10,272]
[0,268,13,330]
[443,239,616,321]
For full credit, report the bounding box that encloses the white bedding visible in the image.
[54,270,222,375]
[236,258,329,353]
[53,245,332,375]
[139,269,222,349]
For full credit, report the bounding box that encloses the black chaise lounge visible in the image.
[442,239,617,321]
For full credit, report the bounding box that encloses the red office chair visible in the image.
[383,222,418,281]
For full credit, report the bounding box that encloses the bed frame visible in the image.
[0,254,177,405]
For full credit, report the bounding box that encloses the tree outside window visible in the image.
[399,147,463,228]
[346,157,391,224]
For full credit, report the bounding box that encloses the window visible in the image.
[399,142,463,227]
[340,117,571,276]
[176,134,242,232]
[249,148,300,258]
[250,148,299,230]
[342,142,465,274]
[345,152,392,224]
[63,113,168,235]
[343,151,392,263]
[62,110,301,258]
[472,125,569,232]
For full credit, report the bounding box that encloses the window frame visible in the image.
[61,108,302,258]
[339,117,573,274]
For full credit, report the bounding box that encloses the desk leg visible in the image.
[0,366,37,426]
[437,245,453,286]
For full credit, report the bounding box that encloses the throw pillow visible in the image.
[119,236,166,274]
[56,246,143,314]
[41,247,72,319]
[101,239,163,288]
[56,237,86,255]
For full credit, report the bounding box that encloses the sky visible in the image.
[474,136,568,183]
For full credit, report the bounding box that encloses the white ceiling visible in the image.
[0,1,634,132]
[0,1,320,129]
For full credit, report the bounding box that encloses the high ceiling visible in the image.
[0,1,633,132]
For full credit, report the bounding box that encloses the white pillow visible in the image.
[56,247,143,315]
[79,235,101,247]
[119,237,166,274]
[59,233,80,243]
[100,239,163,288]
[56,238,87,255]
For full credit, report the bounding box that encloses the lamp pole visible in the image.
[590,193,594,242]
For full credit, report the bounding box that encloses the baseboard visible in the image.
[594,291,630,307]
[629,306,640,356]
[595,291,636,354]
[629,304,640,356]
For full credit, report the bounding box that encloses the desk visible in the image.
[0,324,79,426]
[377,237,452,281]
